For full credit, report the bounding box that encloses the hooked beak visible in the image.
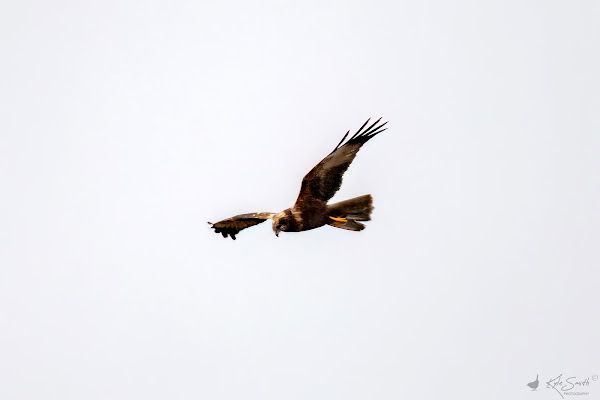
[273,227,280,237]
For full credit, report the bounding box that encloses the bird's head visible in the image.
[272,211,291,237]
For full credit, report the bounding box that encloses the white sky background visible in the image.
[1,1,599,399]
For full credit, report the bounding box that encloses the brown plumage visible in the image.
[209,118,387,240]
[208,212,276,240]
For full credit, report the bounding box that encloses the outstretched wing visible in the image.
[208,212,275,240]
[295,118,387,206]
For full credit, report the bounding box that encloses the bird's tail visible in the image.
[326,194,373,231]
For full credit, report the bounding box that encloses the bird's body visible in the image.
[527,375,539,391]
[209,118,387,239]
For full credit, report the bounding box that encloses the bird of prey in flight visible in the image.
[209,118,388,239]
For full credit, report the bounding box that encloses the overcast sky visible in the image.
[1,1,598,399]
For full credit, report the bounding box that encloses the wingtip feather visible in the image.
[361,117,383,137]
[349,118,371,141]
[332,130,350,153]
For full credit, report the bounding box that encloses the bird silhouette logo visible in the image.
[527,374,540,391]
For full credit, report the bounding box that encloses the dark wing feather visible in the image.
[295,118,387,205]
[208,212,275,240]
